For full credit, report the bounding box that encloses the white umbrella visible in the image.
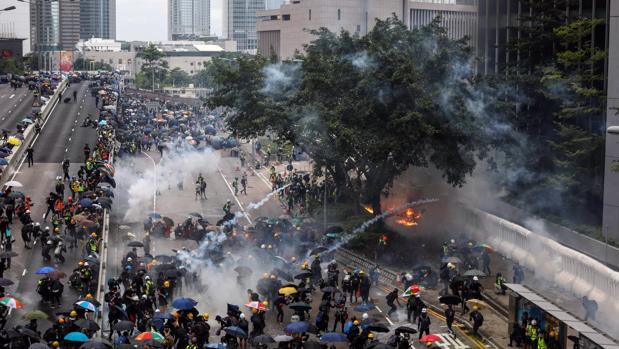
[4,181,23,187]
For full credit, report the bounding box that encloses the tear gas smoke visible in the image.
[115,144,221,222]
[246,184,291,211]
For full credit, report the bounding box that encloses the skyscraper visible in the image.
[80,0,116,40]
[223,0,265,52]
[30,0,81,52]
[168,0,211,41]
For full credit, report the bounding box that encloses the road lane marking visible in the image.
[22,268,26,276]
[376,306,383,313]
[9,94,14,99]
[218,168,252,224]
[385,317,394,325]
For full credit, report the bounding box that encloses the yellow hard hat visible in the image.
[86,294,93,299]
[368,333,374,339]
[353,320,360,326]
[54,227,60,233]
[262,301,269,306]
[91,233,97,238]
[188,313,194,319]
[52,341,60,348]
[270,274,276,280]
[164,281,170,287]
[58,317,65,324]
[69,310,77,317]
[251,308,258,313]
[202,313,209,320]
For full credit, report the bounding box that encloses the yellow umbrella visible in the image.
[7,137,21,146]
[278,287,298,296]
[466,299,489,309]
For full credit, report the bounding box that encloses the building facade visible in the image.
[80,0,116,40]
[257,0,478,60]
[223,0,266,53]
[168,0,211,41]
[604,2,619,242]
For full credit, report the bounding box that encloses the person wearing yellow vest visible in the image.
[529,320,539,349]
[537,330,547,349]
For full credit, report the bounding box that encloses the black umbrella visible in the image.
[273,268,293,281]
[294,271,312,280]
[162,217,174,226]
[188,212,203,219]
[127,241,144,248]
[154,263,177,272]
[79,339,113,349]
[0,278,14,286]
[154,255,175,263]
[0,251,18,258]
[438,295,461,306]
[289,302,312,311]
[394,326,417,334]
[223,326,248,338]
[366,324,390,333]
[18,328,40,339]
[310,246,328,256]
[113,320,135,332]
[251,335,275,344]
[74,318,101,331]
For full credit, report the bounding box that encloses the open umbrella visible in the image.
[438,295,461,306]
[366,324,390,333]
[154,255,175,263]
[148,212,162,219]
[127,241,144,248]
[284,321,310,334]
[75,300,97,312]
[162,217,174,226]
[251,335,275,344]
[294,271,312,280]
[274,335,293,342]
[420,334,442,343]
[273,268,293,282]
[79,338,113,349]
[278,287,298,296]
[171,297,197,310]
[134,331,164,341]
[244,301,268,311]
[113,320,135,332]
[441,256,462,264]
[289,302,311,311]
[79,198,93,207]
[3,181,21,188]
[47,271,67,280]
[310,246,328,255]
[0,296,22,309]
[401,284,425,297]
[7,137,21,146]
[36,266,55,274]
[19,328,40,339]
[188,212,203,219]
[223,326,247,338]
[74,318,100,331]
[64,332,89,342]
[22,310,48,321]
[472,243,494,253]
[0,159,8,166]
[320,332,348,343]
[463,269,486,277]
[395,326,417,334]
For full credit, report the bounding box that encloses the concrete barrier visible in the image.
[0,79,68,184]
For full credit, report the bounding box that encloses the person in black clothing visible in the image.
[417,308,431,339]
[73,90,77,102]
[274,295,285,323]
[509,322,522,347]
[26,146,34,167]
[386,288,401,317]
[445,305,456,336]
[62,159,70,181]
[83,143,90,163]
[469,307,484,336]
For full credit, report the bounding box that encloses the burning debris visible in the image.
[396,207,423,227]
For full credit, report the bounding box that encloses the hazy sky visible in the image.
[117,0,223,41]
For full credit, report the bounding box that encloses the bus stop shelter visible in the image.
[505,283,618,349]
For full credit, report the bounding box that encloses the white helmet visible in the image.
[362,313,369,320]
[531,320,537,325]
[421,308,427,313]
[473,276,479,281]
[127,257,133,262]
[35,222,40,227]
[239,313,245,319]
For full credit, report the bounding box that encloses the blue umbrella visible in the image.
[0,151,9,158]
[223,326,247,338]
[22,118,33,124]
[353,304,375,312]
[98,120,108,126]
[284,321,310,334]
[153,312,174,320]
[0,159,7,166]
[79,198,93,207]
[64,332,89,342]
[36,266,55,274]
[320,332,348,343]
[75,300,97,312]
[0,147,10,153]
[148,212,162,219]
[171,297,198,310]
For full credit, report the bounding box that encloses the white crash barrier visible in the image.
[463,207,619,313]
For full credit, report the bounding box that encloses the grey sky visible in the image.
[116,0,223,41]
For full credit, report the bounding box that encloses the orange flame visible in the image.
[396,207,422,226]
[363,205,374,214]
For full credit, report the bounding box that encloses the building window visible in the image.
[337,9,341,20]
[309,9,311,20]
[356,24,360,32]
[118,59,123,64]
[283,14,290,21]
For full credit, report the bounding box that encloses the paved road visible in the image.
[4,81,101,328]
[0,85,34,132]
[106,144,481,349]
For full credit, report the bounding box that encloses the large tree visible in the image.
[138,44,166,91]
[209,17,496,215]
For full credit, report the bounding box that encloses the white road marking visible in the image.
[376,306,383,313]
[22,268,26,276]
[71,128,74,131]
[218,168,253,224]
[385,316,394,325]
[9,94,14,99]
[65,148,68,152]
[68,137,71,141]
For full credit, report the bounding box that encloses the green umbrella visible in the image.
[22,310,48,320]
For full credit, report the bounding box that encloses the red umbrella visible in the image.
[420,335,442,343]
